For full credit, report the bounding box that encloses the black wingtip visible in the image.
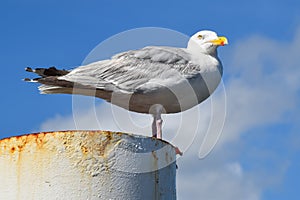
[25,66,69,77]
[23,78,31,82]
[25,67,34,72]
[23,78,38,82]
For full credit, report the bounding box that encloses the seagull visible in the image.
[25,30,228,154]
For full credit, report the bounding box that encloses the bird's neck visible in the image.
[187,41,219,66]
[187,40,218,57]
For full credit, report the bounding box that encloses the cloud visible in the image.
[39,27,300,199]
[177,160,261,200]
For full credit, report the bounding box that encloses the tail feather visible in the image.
[38,80,112,101]
[38,85,73,94]
[24,66,112,101]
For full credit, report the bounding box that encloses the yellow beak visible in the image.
[209,36,228,46]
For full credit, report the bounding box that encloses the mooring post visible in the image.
[0,131,176,200]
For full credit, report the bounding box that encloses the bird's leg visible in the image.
[152,116,157,138]
[152,112,163,139]
[156,115,163,139]
[151,112,182,155]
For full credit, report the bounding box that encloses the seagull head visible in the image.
[187,30,228,55]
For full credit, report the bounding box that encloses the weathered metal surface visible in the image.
[0,131,176,200]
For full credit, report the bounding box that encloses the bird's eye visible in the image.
[197,35,203,39]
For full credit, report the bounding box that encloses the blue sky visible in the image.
[1,0,300,199]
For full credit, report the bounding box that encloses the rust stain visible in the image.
[98,134,113,156]
[10,147,16,154]
[24,130,123,177]
[152,150,158,172]
[165,152,169,164]
[0,131,132,179]
[0,130,125,159]
[0,133,50,156]
[152,151,158,161]
[81,146,89,155]
[152,151,160,199]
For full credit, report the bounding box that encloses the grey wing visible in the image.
[59,46,200,93]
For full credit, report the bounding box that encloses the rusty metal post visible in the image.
[0,131,177,200]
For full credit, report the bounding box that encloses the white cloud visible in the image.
[177,161,261,200]
[39,27,300,200]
